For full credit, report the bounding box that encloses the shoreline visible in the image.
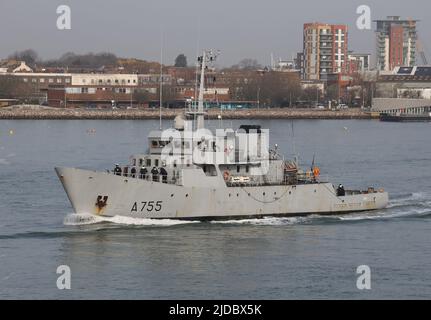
[0,106,377,120]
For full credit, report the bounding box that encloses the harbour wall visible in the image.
[0,106,376,120]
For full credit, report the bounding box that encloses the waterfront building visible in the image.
[302,22,348,80]
[374,16,417,71]
[347,52,371,74]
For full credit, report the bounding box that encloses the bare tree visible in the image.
[174,54,187,67]
[231,58,262,70]
[8,49,39,65]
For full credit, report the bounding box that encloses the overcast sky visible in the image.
[1,0,430,67]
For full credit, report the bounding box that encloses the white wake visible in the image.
[63,213,199,226]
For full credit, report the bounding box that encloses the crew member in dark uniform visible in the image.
[130,166,137,178]
[159,167,168,183]
[151,167,159,182]
[337,184,345,196]
[139,166,148,179]
[114,164,121,176]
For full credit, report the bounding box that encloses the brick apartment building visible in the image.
[302,22,348,80]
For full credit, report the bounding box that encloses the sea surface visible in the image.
[0,119,430,299]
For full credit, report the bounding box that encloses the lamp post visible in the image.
[257,87,260,109]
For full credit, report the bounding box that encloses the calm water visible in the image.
[0,119,430,299]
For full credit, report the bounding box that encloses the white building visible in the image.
[71,74,139,86]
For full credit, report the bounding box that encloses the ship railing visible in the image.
[226,174,330,187]
[109,170,179,185]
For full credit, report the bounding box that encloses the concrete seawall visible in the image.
[0,106,376,120]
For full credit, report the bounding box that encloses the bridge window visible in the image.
[146,159,151,167]
[155,159,159,167]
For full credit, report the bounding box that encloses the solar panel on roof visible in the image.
[414,67,431,76]
[397,67,413,74]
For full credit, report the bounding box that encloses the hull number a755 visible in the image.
[131,201,162,213]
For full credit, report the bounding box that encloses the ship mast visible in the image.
[187,49,219,130]
[196,51,206,130]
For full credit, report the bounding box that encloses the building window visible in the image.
[23,78,28,82]
[65,79,70,83]
[40,78,45,83]
[57,79,62,83]
[49,79,54,83]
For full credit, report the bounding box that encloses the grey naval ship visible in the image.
[56,50,389,220]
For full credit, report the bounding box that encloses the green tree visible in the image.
[174,54,187,67]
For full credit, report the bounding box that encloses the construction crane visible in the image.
[417,40,429,65]
[408,17,429,65]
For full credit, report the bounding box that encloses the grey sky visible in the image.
[1,0,430,67]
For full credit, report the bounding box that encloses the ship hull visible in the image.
[380,113,431,122]
[56,167,389,220]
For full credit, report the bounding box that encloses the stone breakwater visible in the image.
[0,107,375,120]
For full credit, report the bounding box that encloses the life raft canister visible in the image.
[313,167,320,177]
[223,170,230,181]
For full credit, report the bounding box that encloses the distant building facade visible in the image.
[302,22,348,80]
[376,66,431,99]
[374,16,417,71]
[0,60,33,73]
[347,53,371,74]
